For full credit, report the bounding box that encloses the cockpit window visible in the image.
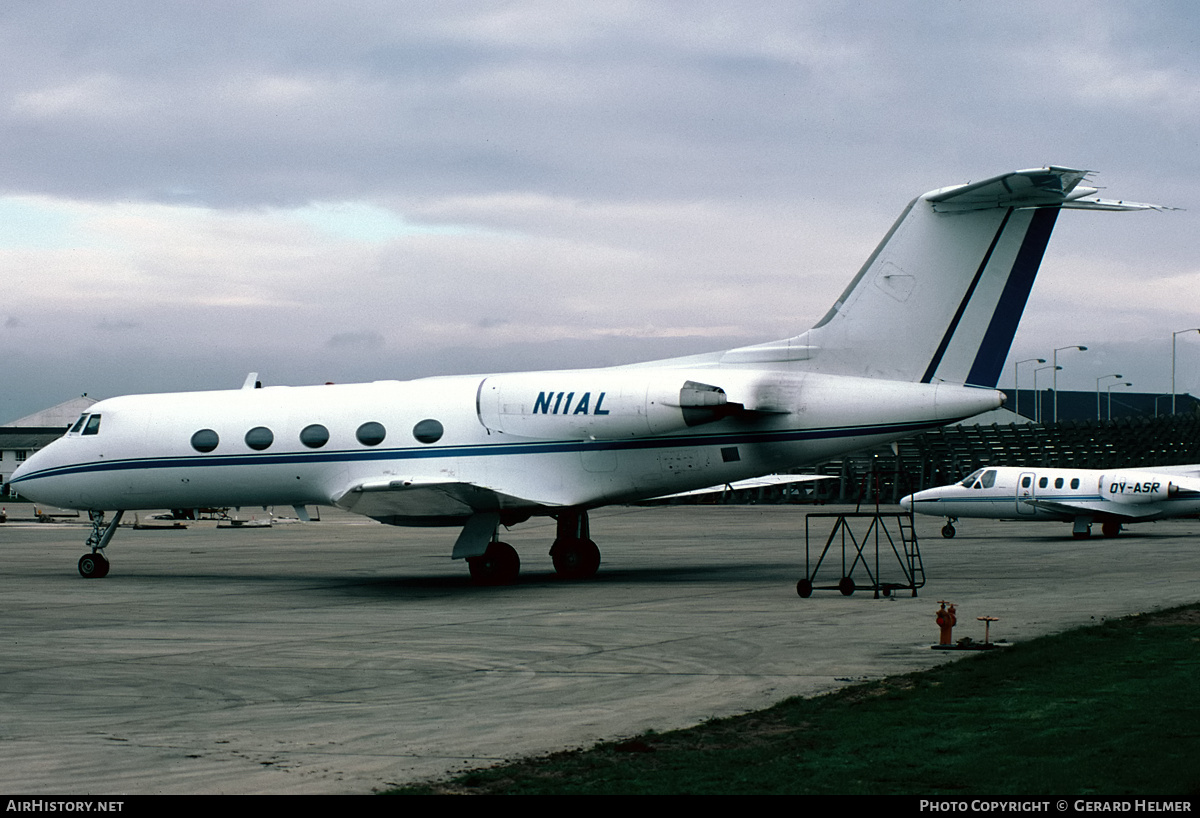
[980,470,997,489]
[958,469,984,488]
[82,415,102,436]
[69,414,88,434]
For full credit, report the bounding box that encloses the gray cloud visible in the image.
[1,1,1198,423]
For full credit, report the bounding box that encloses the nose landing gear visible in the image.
[79,510,123,578]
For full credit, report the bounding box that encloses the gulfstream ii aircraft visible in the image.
[9,166,1159,584]
[900,465,1200,539]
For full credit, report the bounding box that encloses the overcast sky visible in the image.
[2,1,1198,423]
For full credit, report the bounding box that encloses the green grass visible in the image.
[388,604,1200,795]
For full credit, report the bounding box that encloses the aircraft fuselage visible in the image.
[14,366,1000,523]
[901,465,1200,526]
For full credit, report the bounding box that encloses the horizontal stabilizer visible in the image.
[926,166,1093,211]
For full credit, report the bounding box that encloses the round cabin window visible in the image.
[413,419,443,444]
[245,426,274,451]
[191,429,219,453]
[356,421,386,446]
[299,424,330,448]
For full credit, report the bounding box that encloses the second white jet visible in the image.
[901,465,1200,539]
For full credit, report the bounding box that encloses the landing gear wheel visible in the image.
[1073,530,1091,540]
[467,541,520,586]
[550,537,601,580]
[78,552,109,579]
[941,524,956,539]
[838,576,856,596]
[1101,521,1122,538]
[796,578,813,598]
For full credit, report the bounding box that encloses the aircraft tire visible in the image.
[838,576,855,596]
[941,524,956,539]
[78,552,109,579]
[467,541,520,586]
[1101,521,1122,538]
[550,537,601,580]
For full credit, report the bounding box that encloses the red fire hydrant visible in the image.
[936,601,957,645]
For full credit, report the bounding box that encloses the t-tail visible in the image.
[722,167,1160,385]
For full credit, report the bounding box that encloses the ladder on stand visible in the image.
[797,465,925,599]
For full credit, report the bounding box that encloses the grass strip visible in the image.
[388,603,1200,795]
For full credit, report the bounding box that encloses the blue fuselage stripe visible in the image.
[12,417,949,484]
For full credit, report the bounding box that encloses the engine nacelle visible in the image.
[1100,472,1172,504]
[476,372,738,439]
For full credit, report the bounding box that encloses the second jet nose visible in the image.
[899,494,913,511]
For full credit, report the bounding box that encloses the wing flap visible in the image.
[335,476,555,521]
[647,474,836,501]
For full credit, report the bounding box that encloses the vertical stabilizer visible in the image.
[723,167,1158,386]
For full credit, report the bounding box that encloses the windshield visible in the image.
[958,469,984,488]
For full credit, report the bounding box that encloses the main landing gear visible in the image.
[467,540,521,586]
[465,509,602,586]
[79,510,124,578]
[549,510,601,580]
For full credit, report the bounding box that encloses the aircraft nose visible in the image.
[899,494,912,511]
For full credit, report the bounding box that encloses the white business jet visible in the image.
[901,465,1200,539]
[9,167,1159,583]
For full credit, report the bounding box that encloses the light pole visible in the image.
[1053,345,1087,424]
[1096,374,1123,421]
[1107,381,1132,421]
[1034,364,1061,424]
[1171,329,1200,415]
[1014,358,1045,421]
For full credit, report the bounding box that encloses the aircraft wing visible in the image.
[1022,498,1162,521]
[647,474,836,501]
[335,476,555,520]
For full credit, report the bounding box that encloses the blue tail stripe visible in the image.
[920,209,1013,383]
[965,207,1061,387]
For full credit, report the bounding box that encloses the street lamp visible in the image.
[1155,394,1173,417]
[1014,358,1045,421]
[1106,381,1132,421]
[1034,364,1061,424]
[1053,345,1087,424]
[1096,374,1123,421]
[1171,329,1200,415]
